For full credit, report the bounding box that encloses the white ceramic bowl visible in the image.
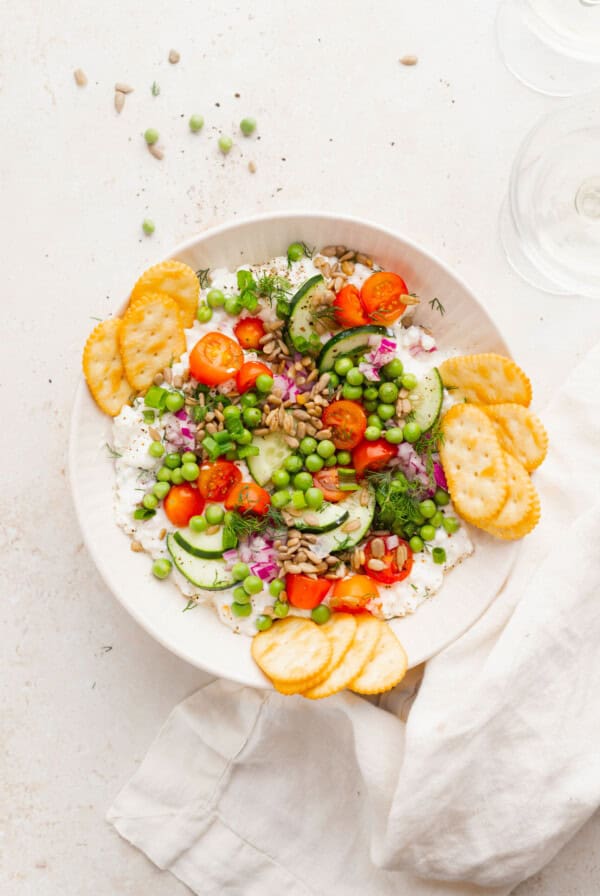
[69,212,516,686]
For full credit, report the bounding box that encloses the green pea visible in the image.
[196,304,213,323]
[152,558,172,579]
[400,521,415,536]
[385,427,404,444]
[409,535,424,552]
[274,600,289,618]
[401,373,418,391]
[232,562,251,582]
[144,127,159,145]
[142,494,158,510]
[272,469,290,488]
[418,499,437,519]
[189,515,208,533]
[420,524,436,541]
[181,451,197,463]
[403,421,422,443]
[218,135,233,154]
[148,440,165,458]
[237,429,253,445]
[346,367,364,386]
[156,466,172,482]
[430,511,443,528]
[434,488,450,506]
[181,462,200,481]
[328,372,340,388]
[165,453,182,469]
[293,471,313,491]
[233,586,251,604]
[142,219,155,236]
[305,487,324,509]
[165,392,185,413]
[240,117,257,136]
[299,436,317,456]
[363,400,378,412]
[342,383,363,400]
[152,481,170,500]
[311,604,331,624]
[324,456,337,467]
[224,295,242,315]
[291,489,307,509]
[189,114,205,133]
[336,451,351,465]
[284,455,303,474]
[287,241,305,262]
[242,407,262,428]
[205,504,224,525]
[382,358,403,379]
[240,391,258,408]
[207,288,225,308]
[364,426,381,441]
[363,387,379,401]
[255,614,272,631]
[334,356,353,377]
[379,381,399,403]
[316,439,335,459]
[269,578,285,598]
[432,547,446,565]
[243,574,263,595]
[442,516,460,534]
[366,414,381,428]
[271,489,291,509]
[305,453,324,472]
[170,468,184,484]
[223,405,241,420]
[231,601,252,617]
[377,403,395,421]
[255,374,274,393]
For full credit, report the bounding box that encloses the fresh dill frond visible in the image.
[366,469,425,533]
[413,418,445,482]
[196,268,211,289]
[428,297,445,316]
[105,442,122,458]
[182,598,198,613]
[300,242,315,259]
[309,304,336,326]
[151,81,160,96]
[223,505,286,543]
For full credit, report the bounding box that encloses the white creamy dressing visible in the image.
[112,251,474,634]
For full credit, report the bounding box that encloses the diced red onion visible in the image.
[223,549,238,564]
[273,374,299,401]
[358,361,380,381]
[386,534,400,550]
[181,426,193,438]
[396,442,429,488]
[174,409,188,421]
[433,462,447,491]
[251,562,278,580]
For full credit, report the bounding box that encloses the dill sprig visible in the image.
[223,505,286,543]
[428,297,445,316]
[366,470,424,533]
[300,241,315,259]
[196,268,211,289]
[105,442,122,458]
[414,418,445,482]
[309,304,336,326]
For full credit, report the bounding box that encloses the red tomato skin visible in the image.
[197,461,242,502]
[360,271,408,326]
[234,317,265,350]
[322,400,367,451]
[189,333,244,386]
[224,482,271,515]
[352,439,397,478]
[329,574,379,612]
[236,361,273,394]
[163,484,205,527]
[286,574,331,609]
[312,468,348,503]
[333,284,369,327]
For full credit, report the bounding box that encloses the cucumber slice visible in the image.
[411,367,443,432]
[247,432,292,487]
[167,534,235,590]
[317,325,392,372]
[285,275,327,355]
[314,487,376,556]
[173,525,236,559]
[292,502,350,534]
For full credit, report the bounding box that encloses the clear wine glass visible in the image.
[496,0,600,96]
[500,92,600,296]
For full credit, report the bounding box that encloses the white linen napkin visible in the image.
[108,343,600,896]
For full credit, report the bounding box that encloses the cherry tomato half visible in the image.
[286,574,331,609]
[333,284,369,328]
[189,332,244,386]
[234,317,265,350]
[236,360,273,394]
[163,484,205,527]
[352,438,397,478]
[224,481,271,515]
[322,400,367,451]
[312,468,349,503]
[360,271,408,326]
[363,537,413,585]
[329,575,379,614]
[197,460,242,502]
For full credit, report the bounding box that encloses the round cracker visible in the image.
[439,353,532,406]
[119,292,186,391]
[82,318,132,416]
[482,404,548,472]
[489,452,535,529]
[440,404,508,524]
[483,484,541,540]
[251,617,332,688]
[350,623,408,695]
[275,614,357,695]
[302,615,382,700]
[130,260,199,328]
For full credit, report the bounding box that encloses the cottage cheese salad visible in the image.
[101,241,478,637]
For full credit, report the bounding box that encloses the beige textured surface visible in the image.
[2,0,600,893]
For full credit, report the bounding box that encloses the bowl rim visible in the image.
[68,209,514,680]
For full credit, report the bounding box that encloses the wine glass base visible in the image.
[499,198,573,295]
[496,0,600,97]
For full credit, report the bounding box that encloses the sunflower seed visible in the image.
[206,525,220,535]
[399,388,409,399]
[402,399,412,414]
[262,341,275,355]
[162,367,173,384]
[339,250,355,262]
[316,373,330,391]
[130,540,143,552]
[401,293,420,306]
[159,528,167,540]
[396,545,409,567]
[360,489,370,507]
[316,428,333,440]
[253,428,270,436]
[115,82,134,94]
[302,514,320,528]
[279,591,287,602]
[153,372,164,386]
[206,423,217,434]
[265,319,284,332]
[341,261,355,276]
[168,48,181,63]
[148,426,161,441]
[248,160,257,174]
[285,435,299,449]
[370,537,385,558]
[278,341,291,355]
[172,375,183,388]
[298,562,318,574]
[306,368,318,384]
[296,421,306,439]
[284,563,302,575]
[355,253,373,268]
[73,68,87,86]
[400,54,418,66]
[342,519,361,533]
[295,550,308,563]
[268,395,282,406]
[283,414,295,435]
[333,276,345,293]
[367,558,386,571]
[292,409,311,421]
[214,409,225,423]
[114,90,126,113]
[321,246,337,257]
[148,143,164,160]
